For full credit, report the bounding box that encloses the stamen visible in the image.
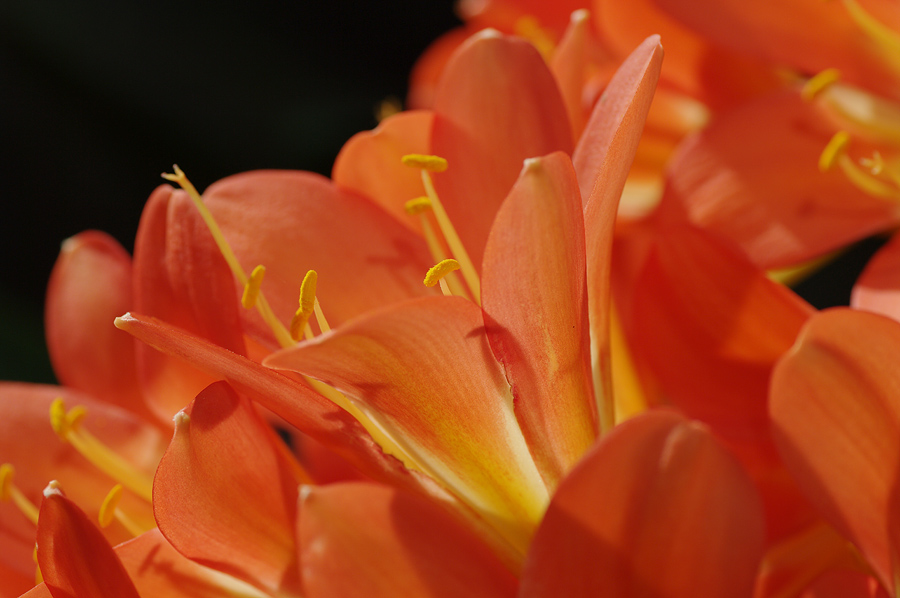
[801,69,842,102]
[376,96,402,123]
[841,0,900,76]
[404,198,469,299]
[402,155,482,304]
[33,545,41,585]
[424,259,461,297]
[241,265,266,309]
[49,398,154,502]
[290,270,319,341]
[0,464,39,525]
[404,197,432,215]
[819,131,851,172]
[162,166,294,348]
[401,154,448,172]
[99,484,144,537]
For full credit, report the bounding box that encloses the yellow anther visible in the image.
[49,398,69,439]
[401,154,449,173]
[66,405,87,431]
[241,265,266,309]
[819,131,851,171]
[299,270,318,315]
[289,309,311,342]
[0,464,13,501]
[376,96,402,123]
[34,545,42,585]
[801,68,842,102]
[424,259,461,287]
[404,196,433,215]
[98,484,123,528]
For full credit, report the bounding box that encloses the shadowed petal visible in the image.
[299,483,517,598]
[521,410,765,598]
[851,232,900,321]
[771,308,900,593]
[45,231,149,419]
[431,31,573,271]
[265,297,548,555]
[482,152,595,489]
[154,381,301,595]
[133,185,247,421]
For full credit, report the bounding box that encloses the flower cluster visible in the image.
[3,1,900,597]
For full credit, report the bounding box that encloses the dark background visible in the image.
[0,1,460,383]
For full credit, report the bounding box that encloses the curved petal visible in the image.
[44,231,149,419]
[133,185,247,421]
[408,28,473,110]
[203,170,434,344]
[154,381,301,595]
[431,31,574,271]
[114,313,429,496]
[299,483,517,598]
[770,308,900,592]
[482,152,595,489]
[333,110,434,234]
[550,9,594,140]
[458,0,590,35]
[265,297,548,555]
[573,34,662,432]
[36,489,140,598]
[649,0,900,99]
[656,90,900,269]
[520,410,765,598]
[851,232,900,321]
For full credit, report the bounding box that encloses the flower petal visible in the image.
[265,297,548,556]
[299,483,518,598]
[203,170,434,345]
[36,489,140,598]
[154,381,301,595]
[431,31,574,271]
[44,231,148,418]
[133,185,247,421]
[482,152,595,489]
[649,0,900,99]
[332,110,434,234]
[770,308,900,592]
[520,410,765,598]
[114,313,427,494]
[573,34,662,431]
[656,90,899,269]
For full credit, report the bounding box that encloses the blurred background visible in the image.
[0,0,459,382]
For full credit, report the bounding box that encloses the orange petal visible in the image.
[203,170,433,343]
[299,483,518,598]
[115,528,264,598]
[630,224,813,431]
[650,0,900,99]
[594,0,781,108]
[408,28,474,110]
[265,297,548,555]
[333,110,434,234]
[656,90,899,269]
[37,488,140,598]
[573,35,662,431]
[154,381,301,595]
[851,232,900,321]
[44,231,148,419]
[550,9,593,140]
[114,313,426,495]
[431,30,574,271]
[482,152,595,489]
[770,308,900,592]
[133,184,247,421]
[520,410,765,598]
[459,0,591,35]
[800,568,889,598]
